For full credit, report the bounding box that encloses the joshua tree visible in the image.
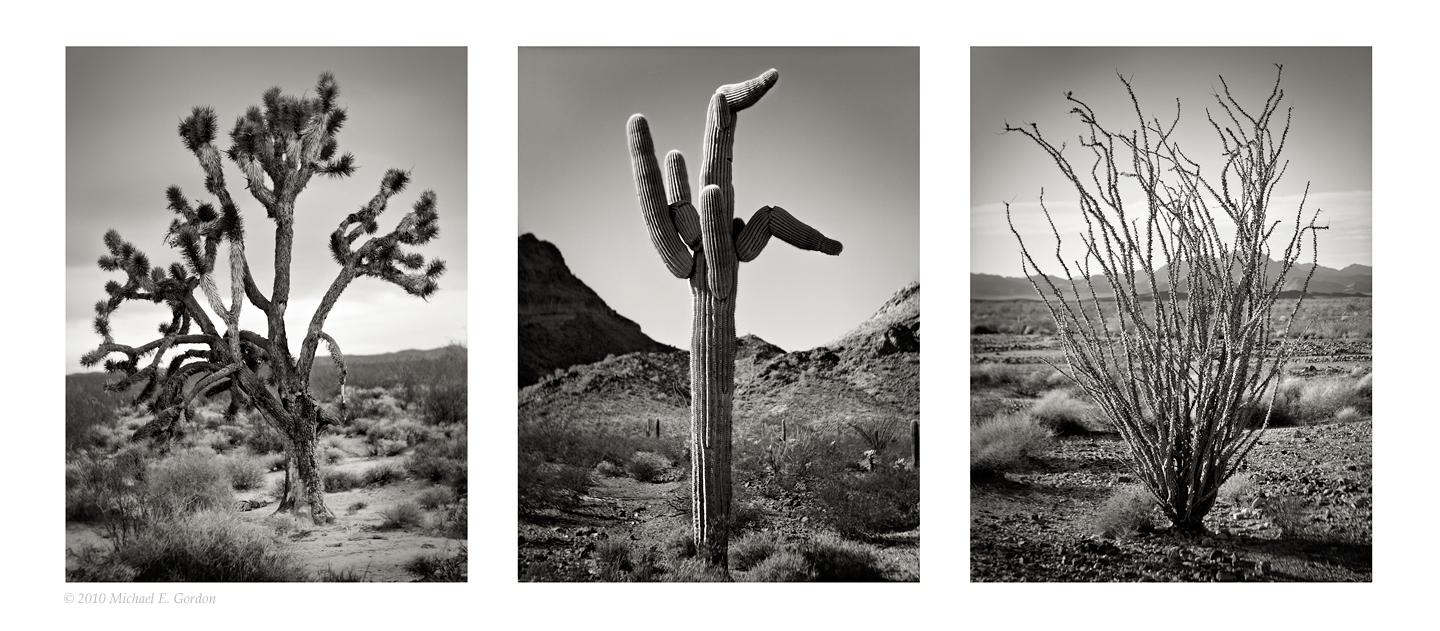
[84,73,445,524]
[627,69,842,567]
[1004,65,1323,533]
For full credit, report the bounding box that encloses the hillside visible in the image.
[520,281,920,431]
[518,234,676,387]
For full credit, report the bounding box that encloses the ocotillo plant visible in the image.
[84,73,445,524]
[1004,65,1322,533]
[627,69,842,567]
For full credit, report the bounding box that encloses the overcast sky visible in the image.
[971,47,1371,277]
[519,47,919,354]
[66,48,467,374]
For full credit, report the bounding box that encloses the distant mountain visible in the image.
[518,234,677,388]
[972,262,1370,300]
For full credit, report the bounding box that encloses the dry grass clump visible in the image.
[379,501,425,530]
[1219,472,1259,508]
[1090,485,1160,539]
[363,463,405,486]
[729,531,782,571]
[1028,388,1105,435]
[745,550,817,582]
[796,533,886,581]
[322,468,363,492]
[971,412,1055,476]
[658,557,729,582]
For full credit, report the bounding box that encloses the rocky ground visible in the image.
[971,331,1372,582]
[972,421,1371,582]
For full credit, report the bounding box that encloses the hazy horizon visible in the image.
[65,48,468,374]
[971,47,1372,278]
[519,48,919,354]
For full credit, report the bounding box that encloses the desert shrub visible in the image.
[363,463,404,486]
[730,498,770,532]
[417,486,456,510]
[1259,495,1309,537]
[66,544,140,582]
[379,501,425,530]
[322,469,363,492]
[625,451,670,482]
[72,510,309,582]
[518,453,591,513]
[659,557,728,582]
[662,524,697,559]
[1219,472,1258,508]
[66,445,152,523]
[729,531,781,571]
[321,446,348,465]
[1091,485,1160,539]
[404,546,466,581]
[971,412,1055,475]
[798,533,884,581]
[421,385,467,425]
[596,460,623,477]
[434,497,467,539]
[221,455,267,491]
[812,466,919,539]
[146,450,233,517]
[406,433,467,494]
[744,550,816,582]
[1028,389,1105,435]
[241,421,289,454]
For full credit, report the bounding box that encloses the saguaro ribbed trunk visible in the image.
[627,69,842,569]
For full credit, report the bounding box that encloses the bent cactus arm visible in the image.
[624,68,841,568]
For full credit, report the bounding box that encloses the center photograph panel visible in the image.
[517,47,920,582]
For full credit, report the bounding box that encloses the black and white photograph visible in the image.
[969,47,1372,582]
[64,47,469,582]
[517,47,920,581]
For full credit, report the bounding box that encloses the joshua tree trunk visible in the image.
[627,69,842,568]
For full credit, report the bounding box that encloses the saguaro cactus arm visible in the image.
[628,114,694,278]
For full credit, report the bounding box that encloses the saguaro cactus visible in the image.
[627,69,842,568]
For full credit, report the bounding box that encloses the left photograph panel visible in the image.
[65,47,468,582]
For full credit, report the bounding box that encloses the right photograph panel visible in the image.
[970,47,1372,582]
